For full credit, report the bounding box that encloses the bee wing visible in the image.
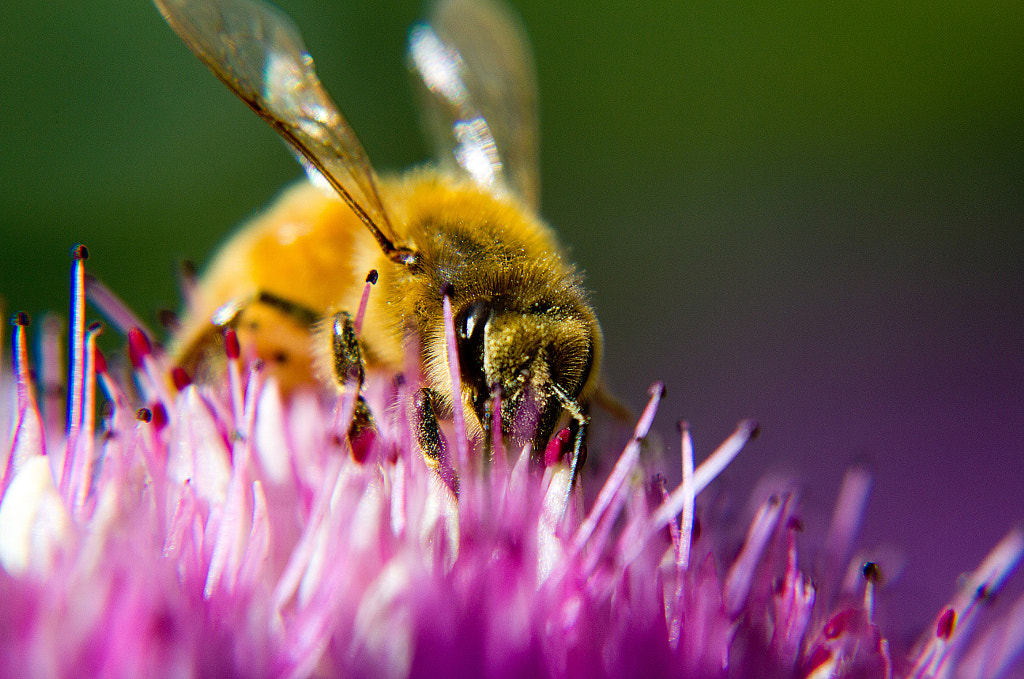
[153,0,404,256]
[409,0,540,210]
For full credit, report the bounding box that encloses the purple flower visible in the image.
[0,253,1022,678]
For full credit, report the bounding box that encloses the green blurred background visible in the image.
[3,0,1022,636]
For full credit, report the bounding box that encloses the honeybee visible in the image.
[159,0,601,467]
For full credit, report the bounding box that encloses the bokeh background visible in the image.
[3,0,1022,646]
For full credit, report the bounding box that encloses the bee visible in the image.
[159,0,602,468]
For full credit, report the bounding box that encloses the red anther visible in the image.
[350,429,376,464]
[823,609,861,639]
[936,608,956,640]
[543,427,573,467]
[224,328,241,360]
[94,350,108,375]
[12,312,30,327]
[171,367,192,390]
[136,408,153,423]
[805,646,832,673]
[786,516,805,531]
[128,327,152,368]
[150,402,169,430]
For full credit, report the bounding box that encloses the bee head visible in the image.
[454,298,596,451]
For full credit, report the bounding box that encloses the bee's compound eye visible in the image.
[454,300,491,398]
[456,300,490,344]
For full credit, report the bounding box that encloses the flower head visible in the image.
[0,253,1022,678]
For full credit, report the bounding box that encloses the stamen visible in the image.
[677,420,695,570]
[691,419,758,494]
[936,608,956,641]
[823,468,872,606]
[240,360,264,454]
[40,315,65,440]
[907,529,1023,677]
[224,328,244,432]
[723,494,784,617]
[12,313,35,420]
[660,470,684,648]
[85,273,157,340]
[441,284,469,473]
[646,419,758,543]
[61,247,88,498]
[127,326,152,371]
[150,402,169,430]
[129,326,175,414]
[770,529,815,665]
[171,366,193,391]
[353,269,377,335]
[94,349,132,422]
[4,313,45,486]
[862,561,881,622]
[69,322,102,513]
[543,428,572,467]
[570,382,664,556]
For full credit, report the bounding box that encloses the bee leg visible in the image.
[413,387,445,467]
[328,310,377,454]
[481,391,495,461]
[413,387,459,493]
[551,383,590,483]
[328,310,365,386]
[348,396,376,463]
[212,291,320,329]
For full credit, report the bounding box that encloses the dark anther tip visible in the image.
[72,244,89,261]
[862,561,882,583]
[366,269,379,284]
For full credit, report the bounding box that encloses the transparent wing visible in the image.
[153,0,407,259]
[409,0,540,210]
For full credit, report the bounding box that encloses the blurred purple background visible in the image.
[581,164,1023,636]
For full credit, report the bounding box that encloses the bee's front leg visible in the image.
[412,387,445,467]
[327,310,375,447]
